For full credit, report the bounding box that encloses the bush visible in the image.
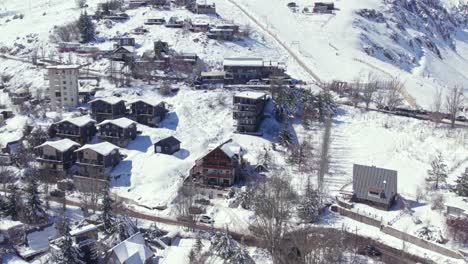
[50,22,80,43]
[446,217,468,244]
[159,82,172,96]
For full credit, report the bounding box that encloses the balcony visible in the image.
[77,159,104,167]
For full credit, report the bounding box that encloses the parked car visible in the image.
[287,2,298,8]
[199,215,214,224]
[246,79,262,85]
[50,189,65,198]
[456,115,467,122]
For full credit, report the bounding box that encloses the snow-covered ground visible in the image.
[219,0,468,108]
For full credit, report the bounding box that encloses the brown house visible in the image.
[0,139,22,165]
[97,117,137,147]
[35,139,81,182]
[89,97,127,123]
[130,99,167,127]
[53,116,97,145]
[190,140,243,186]
[154,136,180,155]
[74,142,121,192]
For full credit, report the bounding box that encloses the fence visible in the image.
[382,226,464,260]
[336,206,465,260]
[337,206,382,228]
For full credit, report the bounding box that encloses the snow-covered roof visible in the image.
[75,142,119,156]
[89,97,126,105]
[207,140,242,158]
[235,91,267,100]
[130,99,164,107]
[0,219,23,230]
[56,115,96,127]
[114,46,135,53]
[98,117,136,129]
[35,139,80,152]
[201,71,225,77]
[224,58,264,67]
[69,224,97,237]
[46,64,81,70]
[109,233,153,264]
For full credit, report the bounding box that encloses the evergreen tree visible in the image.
[188,249,196,264]
[228,246,253,264]
[297,178,321,223]
[49,218,84,264]
[24,169,45,224]
[452,168,468,197]
[26,127,48,150]
[78,11,95,43]
[3,184,20,220]
[210,231,237,259]
[194,235,203,254]
[100,191,116,234]
[427,152,448,189]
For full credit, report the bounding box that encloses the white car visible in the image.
[199,215,214,224]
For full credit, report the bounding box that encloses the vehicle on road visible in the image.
[358,245,382,257]
[456,115,467,122]
[199,215,214,224]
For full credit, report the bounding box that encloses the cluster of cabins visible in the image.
[36,98,169,192]
[35,90,269,193]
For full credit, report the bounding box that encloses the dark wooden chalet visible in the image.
[144,18,166,25]
[74,142,121,181]
[35,139,80,182]
[154,136,180,155]
[111,46,135,61]
[0,139,22,165]
[97,117,137,147]
[223,58,285,84]
[189,140,243,186]
[89,97,127,123]
[130,99,167,127]
[53,116,97,145]
[111,37,136,48]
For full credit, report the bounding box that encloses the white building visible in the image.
[47,65,81,110]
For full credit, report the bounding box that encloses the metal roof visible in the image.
[352,164,397,205]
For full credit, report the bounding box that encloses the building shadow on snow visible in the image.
[173,148,190,160]
[127,135,153,152]
[159,112,179,131]
[111,160,133,187]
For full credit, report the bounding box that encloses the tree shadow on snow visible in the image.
[159,112,179,131]
[127,135,153,152]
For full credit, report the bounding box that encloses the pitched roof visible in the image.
[224,58,264,67]
[155,136,180,146]
[206,140,242,159]
[56,115,96,127]
[352,164,398,205]
[46,64,81,70]
[235,91,267,100]
[89,97,125,105]
[109,233,153,264]
[130,99,164,107]
[69,224,97,237]
[98,117,136,129]
[75,142,120,156]
[0,219,23,231]
[35,139,80,152]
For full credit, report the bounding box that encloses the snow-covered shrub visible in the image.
[414,225,445,243]
[228,247,254,264]
[210,231,238,259]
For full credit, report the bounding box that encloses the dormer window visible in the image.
[368,187,385,199]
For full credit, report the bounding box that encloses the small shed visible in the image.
[154,136,180,155]
[352,164,397,210]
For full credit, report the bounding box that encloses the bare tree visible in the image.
[383,77,404,111]
[350,77,362,108]
[249,175,297,263]
[76,0,87,8]
[445,85,464,129]
[318,118,332,193]
[362,72,378,110]
[430,87,443,123]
